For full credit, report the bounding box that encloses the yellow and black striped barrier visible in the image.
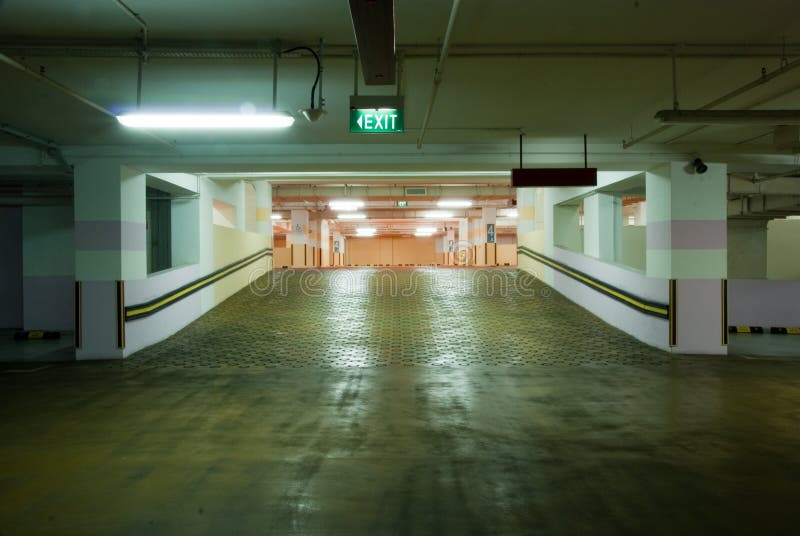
[728,326,764,334]
[517,246,670,320]
[125,247,273,321]
[771,327,800,335]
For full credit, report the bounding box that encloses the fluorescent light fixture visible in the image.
[655,109,800,125]
[329,200,365,211]
[500,209,518,218]
[117,112,295,129]
[424,210,454,218]
[355,228,377,236]
[270,214,283,220]
[337,212,367,220]
[414,232,434,237]
[417,227,437,234]
[437,200,472,208]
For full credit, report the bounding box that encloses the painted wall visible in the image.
[273,247,291,268]
[22,205,75,331]
[767,219,800,280]
[620,226,646,272]
[497,243,518,266]
[728,220,768,279]
[517,172,675,350]
[728,279,800,327]
[212,225,271,304]
[347,237,437,265]
[123,176,272,356]
[0,207,23,328]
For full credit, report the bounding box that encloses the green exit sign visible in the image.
[396,200,408,207]
[350,108,404,133]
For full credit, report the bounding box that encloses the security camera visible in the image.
[692,158,708,174]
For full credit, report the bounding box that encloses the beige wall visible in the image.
[348,236,437,265]
[273,247,291,268]
[212,224,271,304]
[497,243,517,266]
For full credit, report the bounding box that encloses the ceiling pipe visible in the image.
[4,42,800,60]
[623,55,800,149]
[112,0,149,48]
[655,109,800,125]
[752,167,800,183]
[0,52,175,149]
[0,123,70,169]
[671,82,800,145]
[416,0,461,150]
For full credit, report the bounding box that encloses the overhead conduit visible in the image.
[417,0,461,149]
[623,55,800,148]
[0,52,175,149]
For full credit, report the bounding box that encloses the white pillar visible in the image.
[320,219,330,267]
[253,181,272,236]
[482,207,497,265]
[583,193,619,262]
[446,227,455,265]
[646,161,728,354]
[332,231,344,266]
[457,218,469,265]
[290,209,309,267]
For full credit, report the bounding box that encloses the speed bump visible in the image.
[728,326,764,334]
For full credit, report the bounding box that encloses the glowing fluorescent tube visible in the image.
[329,200,365,211]
[337,213,367,220]
[117,112,295,129]
[437,200,472,208]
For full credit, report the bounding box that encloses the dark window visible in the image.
[146,187,172,273]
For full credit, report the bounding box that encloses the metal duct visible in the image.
[348,0,396,85]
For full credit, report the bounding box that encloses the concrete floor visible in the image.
[0,329,74,363]
[2,269,800,534]
[728,333,800,358]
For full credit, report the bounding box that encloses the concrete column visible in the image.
[308,218,320,266]
[290,209,309,267]
[728,219,768,279]
[74,161,146,359]
[646,161,728,354]
[332,231,344,266]
[253,181,272,236]
[583,193,619,262]
[469,217,483,265]
[483,207,497,266]
[457,218,469,265]
[320,219,330,267]
[446,227,455,265]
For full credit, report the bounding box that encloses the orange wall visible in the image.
[348,236,437,265]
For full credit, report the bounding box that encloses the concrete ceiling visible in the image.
[0,0,799,175]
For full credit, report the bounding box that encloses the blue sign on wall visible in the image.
[486,223,496,244]
[334,240,340,253]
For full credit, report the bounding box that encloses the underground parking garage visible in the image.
[2,0,800,534]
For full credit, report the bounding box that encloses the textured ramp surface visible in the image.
[129,268,670,369]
